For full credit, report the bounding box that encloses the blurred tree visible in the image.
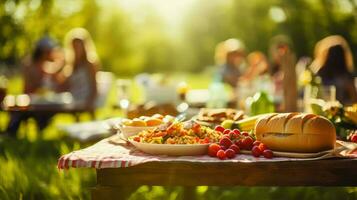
[0,0,357,75]
[0,0,100,67]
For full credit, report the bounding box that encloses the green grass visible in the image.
[0,73,356,199]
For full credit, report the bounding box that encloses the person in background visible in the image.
[215,38,247,88]
[310,35,357,105]
[23,37,62,93]
[5,37,59,137]
[239,51,269,82]
[269,35,298,112]
[62,28,98,109]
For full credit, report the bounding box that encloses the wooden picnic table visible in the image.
[92,158,357,200]
[57,134,357,200]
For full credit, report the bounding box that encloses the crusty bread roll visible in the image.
[254,113,336,153]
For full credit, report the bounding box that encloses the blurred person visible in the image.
[310,35,357,105]
[215,38,247,88]
[23,37,63,93]
[269,35,298,112]
[5,37,60,137]
[239,51,269,82]
[62,28,99,109]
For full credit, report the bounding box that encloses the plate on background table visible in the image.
[128,139,209,156]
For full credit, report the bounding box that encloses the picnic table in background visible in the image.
[58,117,121,142]
[58,135,357,200]
[0,71,114,132]
[2,103,95,122]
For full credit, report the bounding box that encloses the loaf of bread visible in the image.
[254,113,336,153]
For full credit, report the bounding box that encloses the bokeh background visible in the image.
[1,0,357,199]
[1,0,357,75]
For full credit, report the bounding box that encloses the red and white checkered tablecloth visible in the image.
[57,135,357,170]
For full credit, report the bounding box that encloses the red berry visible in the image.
[242,136,254,150]
[215,125,225,133]
[216,150,226,160]
[229,144,240,154]
[258,143,268,152]
[263,149,273,159]
[208,143,221,157]
[219,137,233,149]
[253,141,261,147]
[251,146,262,157]
[235,139,245,149]
[233,129,241,135]
[225,149,236,159]
[220,145,227,150]
[242,132,249,136]
[352,134,357,143]
[223,129,231,135]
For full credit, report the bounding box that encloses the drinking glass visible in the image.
[304,85,336,113]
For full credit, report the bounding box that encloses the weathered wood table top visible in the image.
[92,158,357,200]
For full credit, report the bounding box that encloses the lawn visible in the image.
[0,72,356,200]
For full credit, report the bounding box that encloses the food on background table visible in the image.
[121,114,173,127]
[196,108,245,124]
[208,125,274,159]
[254,113,336,153]
[221,114,272,132]
[126,102,179,119]
[130,121,222,144]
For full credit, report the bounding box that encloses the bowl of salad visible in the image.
[128,121,222,156]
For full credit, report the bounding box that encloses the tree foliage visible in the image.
[0,0,357,75]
